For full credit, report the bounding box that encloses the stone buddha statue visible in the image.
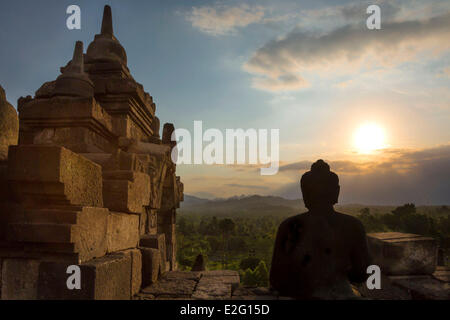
[270,160,370,299]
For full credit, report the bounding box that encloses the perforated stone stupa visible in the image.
[0,5,183,300]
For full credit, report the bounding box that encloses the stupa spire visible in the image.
[86,5,127,66]
[101,5,114,36]
[69,41,84,73]
[0,85,5,101]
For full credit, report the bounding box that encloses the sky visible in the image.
[0,0,449,204]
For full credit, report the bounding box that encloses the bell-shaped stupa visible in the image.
[86,5,127,65]
[53,41,94,97]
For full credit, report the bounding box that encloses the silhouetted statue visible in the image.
[270,160,370,299]
[191,254,206,271]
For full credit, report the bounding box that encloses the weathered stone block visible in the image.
[139,208,148,235]
[34,127,114,154]
[0,162,10,202]
[147,208,158,235]
[139,207,157,235]
[18,97,114,154]
[0,201,22,242]
[1,258,40,300]
[165,271,202,282]
[141,276,196,298]
[140,233,167,274]
[202,270,240,290]
[202,270,240,277]
[389,275,450,300]
[8,223,75,243]
[38,252,132,300]
[157,209,177,270]
[106,212,139,253]
[367,232,438,275]
[433,266,450,283]
[189,271,241,300]
[121,249,142,296]
[141,247,160,287]
[7,207,108,263]
[356,273,413,300]
[8,145,103,207]
[233,287,274,297]
[140,233,164,249]
[232,286,278,300]
[192,276,232,300]
[103,171,150,213]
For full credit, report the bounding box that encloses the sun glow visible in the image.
[354,123,386,154]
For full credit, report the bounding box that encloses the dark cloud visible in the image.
[225,183,269,190]
[244,11,450,91]
[275,145,450,205]
[278,160,311,172]
[279,159,366,174]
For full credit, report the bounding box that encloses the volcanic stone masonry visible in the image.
[0,5,183,300]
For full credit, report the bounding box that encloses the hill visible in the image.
[180,194,304,217]
[180,195,447,218]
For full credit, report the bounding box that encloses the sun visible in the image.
[353,123,386,154]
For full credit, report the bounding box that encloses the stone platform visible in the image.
[135,269,449,300]
[134,270,283,300]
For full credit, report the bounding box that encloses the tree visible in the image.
[206,236,221,252]
[218,218,236,268]
[392,203,416,217]
[241,261,269,287]
[254,260,269,287]
[219,218,236,236]
[178,217,195,235]
[239,257,260,271]
[359,207,370,216]
[241,268,259,287]
[229,236,247,252]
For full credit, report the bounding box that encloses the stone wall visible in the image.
[356,232,449,300]
[0,5,183,300]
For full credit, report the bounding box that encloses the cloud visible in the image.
[181,145,450,204]
[225,183,269,190]
[275,144,450,205]
[294,1,400,31]
[437,66,450,78]
[278,161,311,173]
[186,4,265,36]
[251,73,309,92]
[244,12,450,92]
[340,1,400,22]
[333,79,353,88]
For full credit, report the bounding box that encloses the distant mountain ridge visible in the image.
[180,194,305,217]
[180,194,440,218]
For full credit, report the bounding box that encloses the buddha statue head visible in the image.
[300,159,340,210]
